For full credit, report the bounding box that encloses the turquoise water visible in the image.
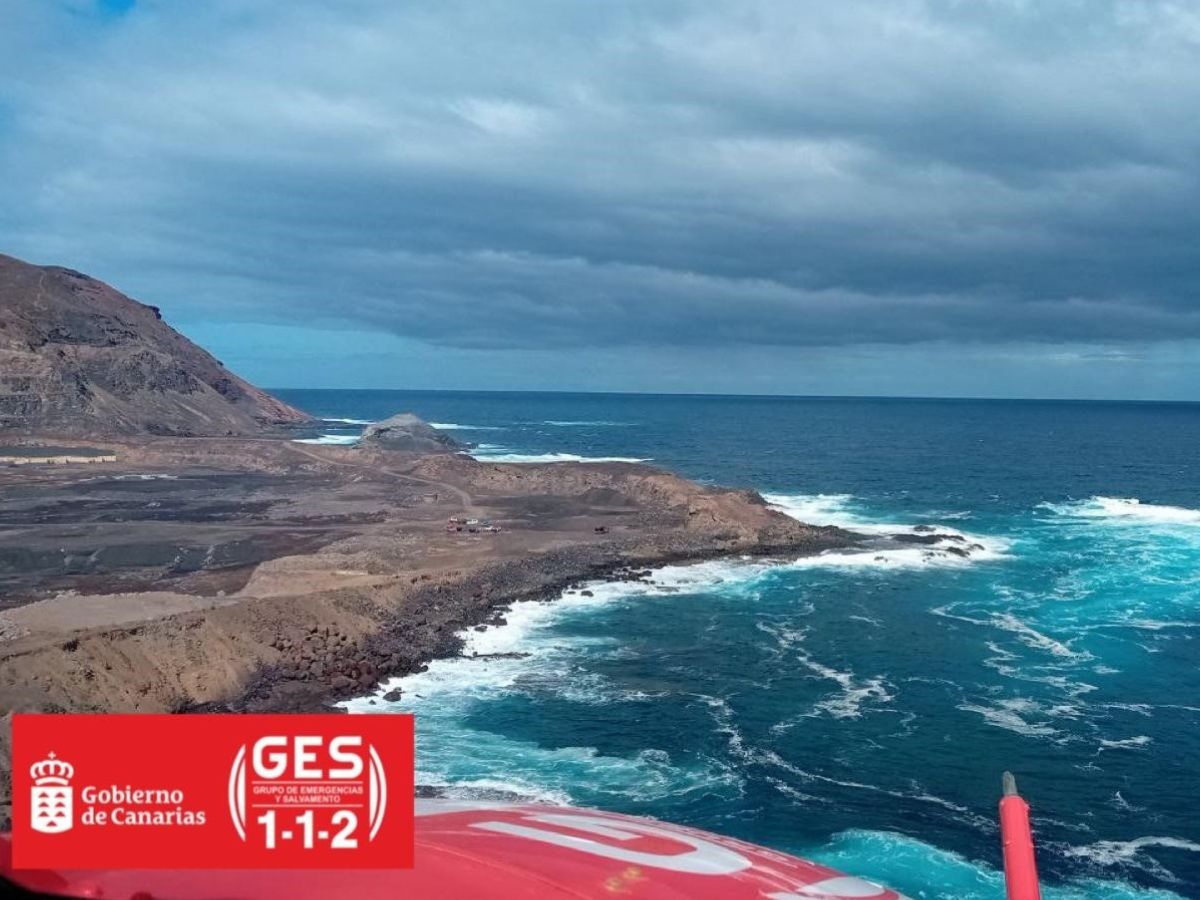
[280,391,1200,899]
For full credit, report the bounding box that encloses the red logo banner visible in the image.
[12,714,414,869]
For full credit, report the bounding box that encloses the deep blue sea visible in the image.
[279,390,1200,899]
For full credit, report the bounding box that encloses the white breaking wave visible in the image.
[725,738,994,832]
[817,828,1184,900]
[430,422,501,431]
[1065,835,1200,862]
[803,658,894,719]
[470,447,650,464]
[957,698,1063,740]
[369,559,761,683]
[785,547,996,571]
[756,621,894,723]
[412,774,573,807]
[990,612,1089,660]
[1061,834,1200,885]
[293,434,360,445]
[1120,619,1200,632]
[763,493,860,527]
[764,492,1009,569]
[321,417,371,425]
[1098,735,1153,750]
[541,420,632,427]
[343,560,751,803]
[783,655,893,721]
[1042,496,1200,526]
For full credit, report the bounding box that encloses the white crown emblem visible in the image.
[31,753,74,786]
[30,752,74,834]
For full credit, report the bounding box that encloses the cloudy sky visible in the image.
[2,0,1199,398]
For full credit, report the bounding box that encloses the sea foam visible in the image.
[814,828,1186,900]
[764,492,1009,569]
[293,434,360,445]
[344,561,750,804]
[1060,835,1200,887]
[1042,496,1200,526]
[469,447,650,464]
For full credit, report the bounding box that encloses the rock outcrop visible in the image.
[0,252,312,435]
[358,413,465,454]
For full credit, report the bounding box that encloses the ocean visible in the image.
[279,390,1200,899]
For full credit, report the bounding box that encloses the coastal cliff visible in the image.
[0,253,312,436]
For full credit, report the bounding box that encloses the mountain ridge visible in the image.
[0,252,312,436]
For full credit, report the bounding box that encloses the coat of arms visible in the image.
[30,752,73,834]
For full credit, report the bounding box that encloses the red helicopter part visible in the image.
[0,799,907,899]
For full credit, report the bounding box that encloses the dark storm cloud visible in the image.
[1,0,1199,351]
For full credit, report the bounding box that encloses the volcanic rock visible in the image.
[358,413,465,454]
[0,252,312,436]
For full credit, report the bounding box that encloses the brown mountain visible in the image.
[0,253,312,436]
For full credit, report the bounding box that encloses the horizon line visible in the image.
[267,387,1200,405]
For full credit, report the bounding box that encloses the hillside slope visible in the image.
[0,253,311,435]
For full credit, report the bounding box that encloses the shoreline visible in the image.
[206,528,854,715]
[0,437,858,823]
[0,532,854,826]
[0,431,990,825]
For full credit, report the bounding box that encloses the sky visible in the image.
[1,0,1198,399]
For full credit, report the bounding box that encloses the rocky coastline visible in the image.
[0,433,857,824]
[207,527,853,715]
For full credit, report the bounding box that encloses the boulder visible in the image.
[359,413,466,454]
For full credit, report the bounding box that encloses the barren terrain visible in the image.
[0,436,857,821]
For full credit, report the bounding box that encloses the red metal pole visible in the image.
[999,772,1042,900]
